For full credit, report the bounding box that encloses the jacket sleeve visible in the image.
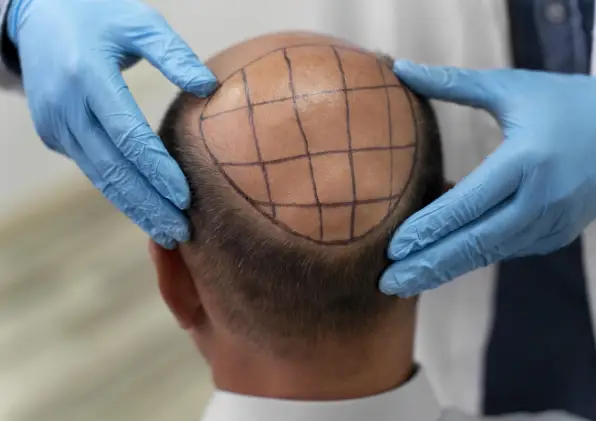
[0,0,22,90]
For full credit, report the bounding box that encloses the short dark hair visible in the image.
[158,62,443,353]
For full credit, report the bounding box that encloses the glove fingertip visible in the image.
[379,269,418,298]
[153,220,190,248]
[172,183,191,210]
[378,271,399,295]
[150,156,191,210]
[174,225,191,243]
[159,181,190,211]
[160,217,191,244]
[388,228,421,259]
[388,239,413,259]
[150,206,191,245]
[393,60,429,86]
[184,67,218,98]
[154,235,178,250]
[393,59,420,76]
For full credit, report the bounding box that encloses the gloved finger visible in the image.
[380,195,539,297]
[389,146,523,260]
[393,60,507,113]
[86,69,191,210]
[68,112,190,246]
[56,128,178,248]
[124,15,217,97]
[40,136,67,155]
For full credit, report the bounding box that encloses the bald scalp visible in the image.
[159,32,443,350]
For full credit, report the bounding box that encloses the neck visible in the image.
[202,304,416,401]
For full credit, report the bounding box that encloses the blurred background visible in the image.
[0,0,487,419]
[0,1,412,420]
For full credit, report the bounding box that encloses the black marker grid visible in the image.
[378,59,395,213]
[198,44,419,245]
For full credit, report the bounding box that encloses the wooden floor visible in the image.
[0,186,214,421]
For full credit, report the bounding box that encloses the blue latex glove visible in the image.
[8,0,217,248]
[380,61,596,297]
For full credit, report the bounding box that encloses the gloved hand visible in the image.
[8,0,217,248]
[380,61,596,297]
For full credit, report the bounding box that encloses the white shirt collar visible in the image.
[201,369,441,421]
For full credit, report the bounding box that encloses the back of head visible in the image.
[159,32,443,352]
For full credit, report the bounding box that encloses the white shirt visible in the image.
[201,370,441,421]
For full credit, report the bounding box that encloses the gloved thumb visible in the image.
[126,18,217,98]
[393,60,504,113]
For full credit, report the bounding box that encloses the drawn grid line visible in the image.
[332,46,358,238]
[241,68,275,217]
[395,88,420,215]
[218,144,415,167]
[250,193,403,208]
[283,48,324,240]
[197,44,419,245]
[378,60,395,212]
[200,84,403,121]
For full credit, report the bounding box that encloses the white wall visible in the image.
[0,0,329,221]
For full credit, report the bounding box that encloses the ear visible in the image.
[148,240,204,330]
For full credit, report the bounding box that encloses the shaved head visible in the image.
[159,32,443,352]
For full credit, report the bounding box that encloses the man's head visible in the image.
[151,31,443,396]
